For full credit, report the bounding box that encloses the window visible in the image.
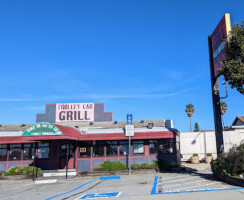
[9,144,22,161]
[149,139,174,155]
[133,140,144,155]
[119,141,129,156]
[38,142,50,159]
[23,144,35,160]
[0,144,7,161]
[106,141,118,157]
[92,141,104,157]
[78,142,91,158]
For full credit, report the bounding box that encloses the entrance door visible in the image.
[59,140,76,169]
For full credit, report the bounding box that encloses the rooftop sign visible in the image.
[22,122,62,136]
[55,103,94,122]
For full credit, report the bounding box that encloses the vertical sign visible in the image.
[209,14,231,156]
[127,114,133,125]
[211,13,231,77]
[126,114,133,175]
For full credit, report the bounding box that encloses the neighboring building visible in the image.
[232,116,244,127]
[0,119,180,172]
[180,116,244,161]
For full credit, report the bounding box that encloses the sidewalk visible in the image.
[181,162,211,172]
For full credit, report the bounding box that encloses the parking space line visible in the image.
[157,187,244,194]
[173,182,217,191]
[151,176,158,195]
[45,179,97,200]
[158,178,215,188]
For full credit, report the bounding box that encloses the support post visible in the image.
[66,141,69,179]
[129,136,131,175]
[208,36,224,156]
[32,142,37,181]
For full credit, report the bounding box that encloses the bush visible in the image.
[153,159,169,169]
[168,163,179,168]
[211,143,244,176]
[4,166,43,176]
[206,153,212,156]
[0,171,3,176]
[193,153,198,157]
[94,161,127,171]
[131,164,141,170]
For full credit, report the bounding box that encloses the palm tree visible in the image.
[185,104,195,132]
[220,102,228,129]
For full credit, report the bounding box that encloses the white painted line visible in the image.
[35,179,57,184]
[158,178,215,188]
[174,182,217,191]
[159,175,188,180]
[43,172,77,177]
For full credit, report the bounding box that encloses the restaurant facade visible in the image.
[0,103,180,172]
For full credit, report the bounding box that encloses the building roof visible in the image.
[232,116,244,126]
[0,121,177,144]
[0,120,168,132]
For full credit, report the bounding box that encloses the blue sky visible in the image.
[0,0,243,132]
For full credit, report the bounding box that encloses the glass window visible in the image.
[23,144,35,160]
[149,139,174,155]
[92,141,104,157]
[133,140,144,155]
[38,142,50,159]
[149,140,160,155]
[119,141,129,156]
[0,144,7,161]
[106,141,118,157]
[78,142,91,158]
[9,144,22,161]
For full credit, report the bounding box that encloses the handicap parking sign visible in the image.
[78,192,121,199]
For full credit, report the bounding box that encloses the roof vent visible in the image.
[148,123,153,129]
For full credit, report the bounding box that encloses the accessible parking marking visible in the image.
[151,174,244,195]
[76,192,121,199]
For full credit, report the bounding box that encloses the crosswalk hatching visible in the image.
[156,172,236,193]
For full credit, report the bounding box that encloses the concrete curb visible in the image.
[35,179,57,184]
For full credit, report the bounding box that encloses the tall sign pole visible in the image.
[126,114,134,175]
[208,13,231,157]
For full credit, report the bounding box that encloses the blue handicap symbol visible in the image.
[79,192,120,199]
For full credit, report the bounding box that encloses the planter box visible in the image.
[0,175,32,180]
[214,173,244,187]
[191,156,199,164]
[78,169,157,177]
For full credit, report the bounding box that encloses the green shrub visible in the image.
[206,153,212,156]
[0,171,3,176]
[153,159,169,169]
[168,163,179,168]
[211,143,244,176]
[4,166,43,176]
[141,163,151,169]
[94,161,127,171]
[193,153,198,156]
[131,164,141,170]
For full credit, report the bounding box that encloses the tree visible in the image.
[193,122,200,132]
[218,22,244,95]
[185,104,194,132]
[220,101,228,129]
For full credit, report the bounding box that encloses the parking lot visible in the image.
[1,169,244,200]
